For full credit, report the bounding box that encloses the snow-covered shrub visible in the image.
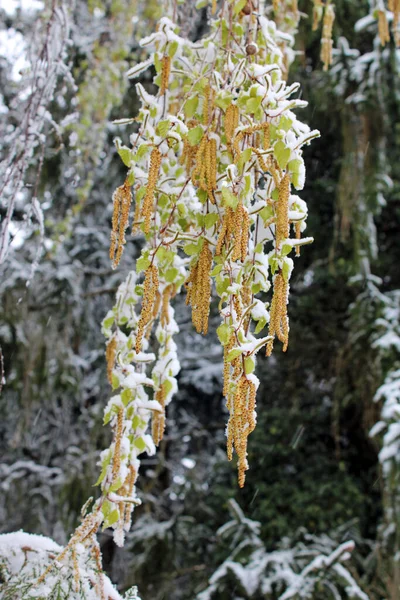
[197,500,369,600]
[0,531,141,600]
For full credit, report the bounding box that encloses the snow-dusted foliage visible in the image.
[197,500,368,600]
[107,4,319,500]
[0,531,140,600]
[0,0,73,267]
[367,289,400,565]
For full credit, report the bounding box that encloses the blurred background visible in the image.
[0,0,399,598]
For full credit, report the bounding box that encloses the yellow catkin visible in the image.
[225,374,257,488]
[142,148,162,235]
[232,203,244,261]
[276,173,290,247]
[233,294,243,321]
[205,138,217,204]
[160,285,171,327]
[37,512,101,585]
[312,0,323,31]
[160,55,171,95]
[229,203,249,262]
[110,180,132,269]
[111,407,124,483]
[263,122,270,150]
[390,0,400,46]
[295,221,302,257]
[253,147,269,172]
[223,333,235,398]
[185,242,212,334]
[321,3,335,71]
[123,465,137,528]
[266,272,289,356]
[216,207,234,256]
[241,283,252,331]
[225,104,239,146]
[378,10,390,46]
[105,337,117,384]
[72,547,80,593]
[273,0,279,11]
[241,208,250,262]
[136,264,159,353]
[191,136,207,188]
[212,0,217,14]
[180,137,197,175]
[152,290,162,321]
[152,382,166,445]
[232,123,268,162]
[91,540,106,600]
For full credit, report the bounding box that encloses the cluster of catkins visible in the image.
[104,0,320,532]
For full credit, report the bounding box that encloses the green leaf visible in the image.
[94,459,109,486]
[252,282,262,295]
[165,267,179,282]
[292,171,303,190]
[154,53,162,73]
[215,93,233,111]
[226,348,243,362]
[254,317,267,335]
[221,187,239,209]
[274,141,291,170]
[163,378,174,396]
[259,205,274,222]
[121,389,132,406]
[281,244,292,257]
[282,259,292,282]
[233,0,247,15]
[217,323,232,345]
[156,120,170,137]
[158,194,169,208]
[111,373,120,390]
[244,356,255,374]
[211,264,223,276]
[237,148,252,173]
[135,144,149,161]
[237,94,250,110]
[216,275,230,296]
[168,40,179,57]
[271,189,279,201]
[244,174,252,196]
[269,256,278,275]
[132,415,142,430]
[246,96,262,114]
[118,146,132,167]
[205,213,219,229]
[103,316,114,329]
[197,189,208,204]
[103,509,120,529]
[187,126,204,146]
[134,437,147,453]
[288,158,303,173]
[183,243,200,256]
[233,23,244,37]
[102,500,112,517]
[184,96,199,118]
[279,115,293,132]
[136,254,151,273]
[109,477,123,492]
